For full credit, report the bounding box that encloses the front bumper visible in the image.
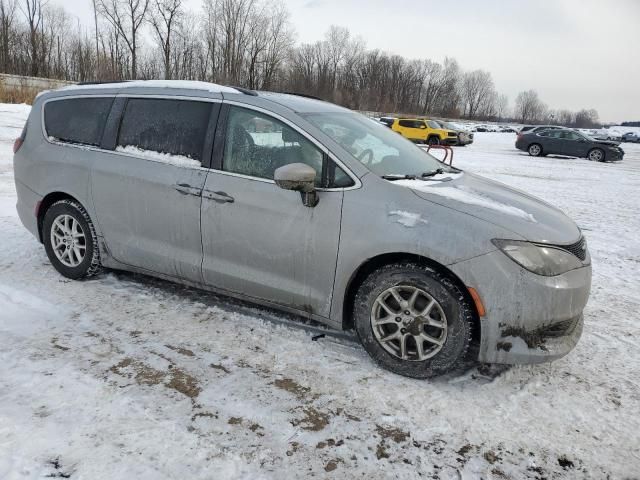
[458,133,473,145]
[605,148,624,161]
[450,249,591,364]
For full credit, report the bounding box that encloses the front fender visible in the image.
[329,176,518,325]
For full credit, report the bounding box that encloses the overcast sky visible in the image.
[52,0,639,122]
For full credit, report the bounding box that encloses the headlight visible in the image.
[492,239,584,276]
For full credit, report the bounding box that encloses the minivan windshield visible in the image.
[304,112,455,178]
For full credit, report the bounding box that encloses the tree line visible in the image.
[0,0,600,126]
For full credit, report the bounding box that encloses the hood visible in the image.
[594,139,620,147]
[394,172,581,244]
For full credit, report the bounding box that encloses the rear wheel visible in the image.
[528,143,542,156]
[353,263,473,378]
[587,148,605,162]
[43,199,101,279]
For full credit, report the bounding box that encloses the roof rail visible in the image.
[282,91,323,101]
[227,86,258,96]
[76,80,132,86]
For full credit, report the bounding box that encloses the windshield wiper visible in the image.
[421,168,444,178]
[381,174,417,181]
[382,169,450,181]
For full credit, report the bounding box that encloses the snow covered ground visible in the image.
[1,105,639,479]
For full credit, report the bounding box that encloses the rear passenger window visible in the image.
[117,98,211,164]
[45,97,113,146]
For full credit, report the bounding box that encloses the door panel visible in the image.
[200,104,344,318]
[562,139,580,156]
[561,132,589,157]
[540,133,561,155]
[201,174,343,317]
[90,96,217,282]
[92,154,207,281]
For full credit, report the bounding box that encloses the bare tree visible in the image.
[436,57,461,116]
[244,2,267,89]
[556,109,574,126]
[0,0,603,127]
[514,89,546,124]
[0,0,17,71]
[98,0,150,78]
[461,69,494,118]
[260,0,292,89]
[19,0,47,76]
[148,0,182,79]
[495,93,508,120]
[91,0,100,79]
[574,109,599,128]
[325,25,348,95]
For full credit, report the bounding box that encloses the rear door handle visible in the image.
[203,190,234,203]
[174,183,202,196]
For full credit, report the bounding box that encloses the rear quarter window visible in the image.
[44,97,114,146]
[399,119,419,128]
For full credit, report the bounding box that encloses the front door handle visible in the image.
[203,190,234,203]
[174,183,202,196]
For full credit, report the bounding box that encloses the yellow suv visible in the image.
[391,118,458,145]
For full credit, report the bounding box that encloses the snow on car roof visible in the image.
[60,80,241,94]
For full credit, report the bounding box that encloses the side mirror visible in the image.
[419,125,426,129]
[274,163,318,207]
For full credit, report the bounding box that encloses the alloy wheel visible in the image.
[50,214,87,267]
[589,149,603,161]
[529,144,541,156]
[371,285,448,361]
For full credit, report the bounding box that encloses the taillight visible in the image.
[13,138,23,153]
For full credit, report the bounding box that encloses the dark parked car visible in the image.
[519,125,563,134]
[516,128,624,162]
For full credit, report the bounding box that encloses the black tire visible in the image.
[427,136,440,146]
[587,148,605,162]
[43,199,101,279]
[353,263,474,378]
[528,143,543,156]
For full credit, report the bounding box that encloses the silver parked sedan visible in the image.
[13,81,591,378]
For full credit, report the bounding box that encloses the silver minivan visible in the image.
[13,81,591,378]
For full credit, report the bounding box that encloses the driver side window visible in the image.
[223,106,324,186]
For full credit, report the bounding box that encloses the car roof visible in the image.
[41,80,350,114]
[254,91,349,113]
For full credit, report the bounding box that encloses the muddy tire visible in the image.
[43,199,101,280]
[353,263,473,378]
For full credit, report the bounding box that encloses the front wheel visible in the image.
[587,148,605,162]
[43,199,101,279]
[427,136,440,146]
[353,263,473,378]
